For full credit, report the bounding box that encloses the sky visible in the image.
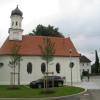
[0,0,100,62]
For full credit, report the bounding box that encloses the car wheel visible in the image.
[37,84,42,88]
[58,82,63,87]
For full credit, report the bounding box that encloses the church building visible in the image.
[0,6,80,85]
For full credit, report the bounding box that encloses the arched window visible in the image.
[56,63,60,73]
[0,62,4,68]
[27,62,32,74]
[16,21,18,26]
[41,63,46,74]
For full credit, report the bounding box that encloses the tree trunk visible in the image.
[13,63,15,86]
[46,60,48,89]
[18,61,20,85]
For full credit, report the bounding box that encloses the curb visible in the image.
[41,87,87,100]
[0,87,87,100]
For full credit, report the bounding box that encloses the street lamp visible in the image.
[68,48,74,86]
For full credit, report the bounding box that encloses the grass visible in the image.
[0,85,85,98]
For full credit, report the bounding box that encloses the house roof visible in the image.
[79,55,91,63]
[0,35,79,57]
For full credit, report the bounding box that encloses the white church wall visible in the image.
[0,55,80,85]
[0,56,11,85]
[48,57,80,82]
[20,56,44,84]
[9,30,22,40]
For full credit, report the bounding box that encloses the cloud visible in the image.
[0,0,100,61]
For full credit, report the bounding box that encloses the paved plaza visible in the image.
[74,75,100,89]
[53,89,100,100]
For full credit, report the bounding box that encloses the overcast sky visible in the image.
[0,0,100,62]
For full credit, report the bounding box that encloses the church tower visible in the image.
[8,5,23,40]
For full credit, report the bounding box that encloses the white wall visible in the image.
[80,62,91,75]
[11,15,22,29]
[0,56,11,85]
[0,56,80,85]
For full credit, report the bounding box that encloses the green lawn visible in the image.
[0,85,85,98]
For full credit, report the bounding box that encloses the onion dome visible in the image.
[11,5,23,17]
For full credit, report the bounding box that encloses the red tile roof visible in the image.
[0,35,79,57]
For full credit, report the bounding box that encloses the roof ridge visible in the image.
[23,34,68,39]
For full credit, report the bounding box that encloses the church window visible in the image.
[0,62,4,68]
[27,62,32,74]
[16,21,18,26]
[56,63,60,73]
[41,63,46,74]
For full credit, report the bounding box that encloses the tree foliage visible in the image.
[32,24,64,37]
[39,37,55,63]
[91,63,100,74]
[95,50,100,73]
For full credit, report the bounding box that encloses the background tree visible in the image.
[39,37,55,88]
[95,50,100,74]
[91,63,95,74]
[32,24,64,37]
[91,63,100,74]
[9,42,22,86]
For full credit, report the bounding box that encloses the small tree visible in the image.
[9,41,21,86]
[39,37,55,88]
[95,50,100,74]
